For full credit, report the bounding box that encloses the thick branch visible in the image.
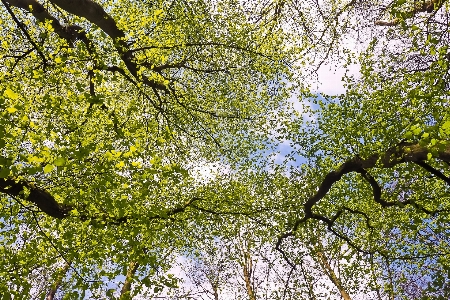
[48,0,168,91]
[357,169,397,208]
[302,142,450,222]
[277,142,450,254]
[0,176,199,221]
[5,0,85,43]
[48,0,123,39]
[0,178,71,218]
[375,0,447,26]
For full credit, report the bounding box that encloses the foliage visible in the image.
[0,0,292,297]
[277,0,450,298]
[0,0,449,299]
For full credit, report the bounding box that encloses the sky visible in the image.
[272,59,361,168]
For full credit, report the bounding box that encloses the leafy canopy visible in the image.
[1,0,450,299]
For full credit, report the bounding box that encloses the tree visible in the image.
[273,0,450,298]
[0,0,292,297]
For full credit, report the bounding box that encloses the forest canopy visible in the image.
[0,0,449,299]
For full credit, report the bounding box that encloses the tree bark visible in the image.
[119,261,139,300]
[46,262,70,300]
[315,248,352,300]
[240,242,256,300]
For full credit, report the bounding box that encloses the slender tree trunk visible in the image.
[119,261,139,300]
[46,262,70,300]
[204,269,220,300]
[242,249,256,300]
[315,245,352,300]
[212,283,219,300]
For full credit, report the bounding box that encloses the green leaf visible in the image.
[404,131,413,139]
[3,88,19,99]
[43,164,55,173]
[2,292,12,300]
[6,107,17,114]
[412,127,421,135]
[442,121,450,134]
[54,157,65,166]
[0,167,10,178]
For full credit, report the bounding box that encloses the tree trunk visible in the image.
[46,262,70,300]
[315,248,352,300]
[119,261,139,300]
[212,283,219,300]
[242,249,256,300]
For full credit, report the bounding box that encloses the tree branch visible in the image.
[277,141,450,255]
[0,176,200,223]
[5,0,86,44]
[47,0,168,92]
[6,0,168,91]
[414,160,450,185]
[375,0,447,26]
[2,0,47,64]
[0,178,71,218]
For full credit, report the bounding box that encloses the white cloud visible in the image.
[314,62,360,95]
